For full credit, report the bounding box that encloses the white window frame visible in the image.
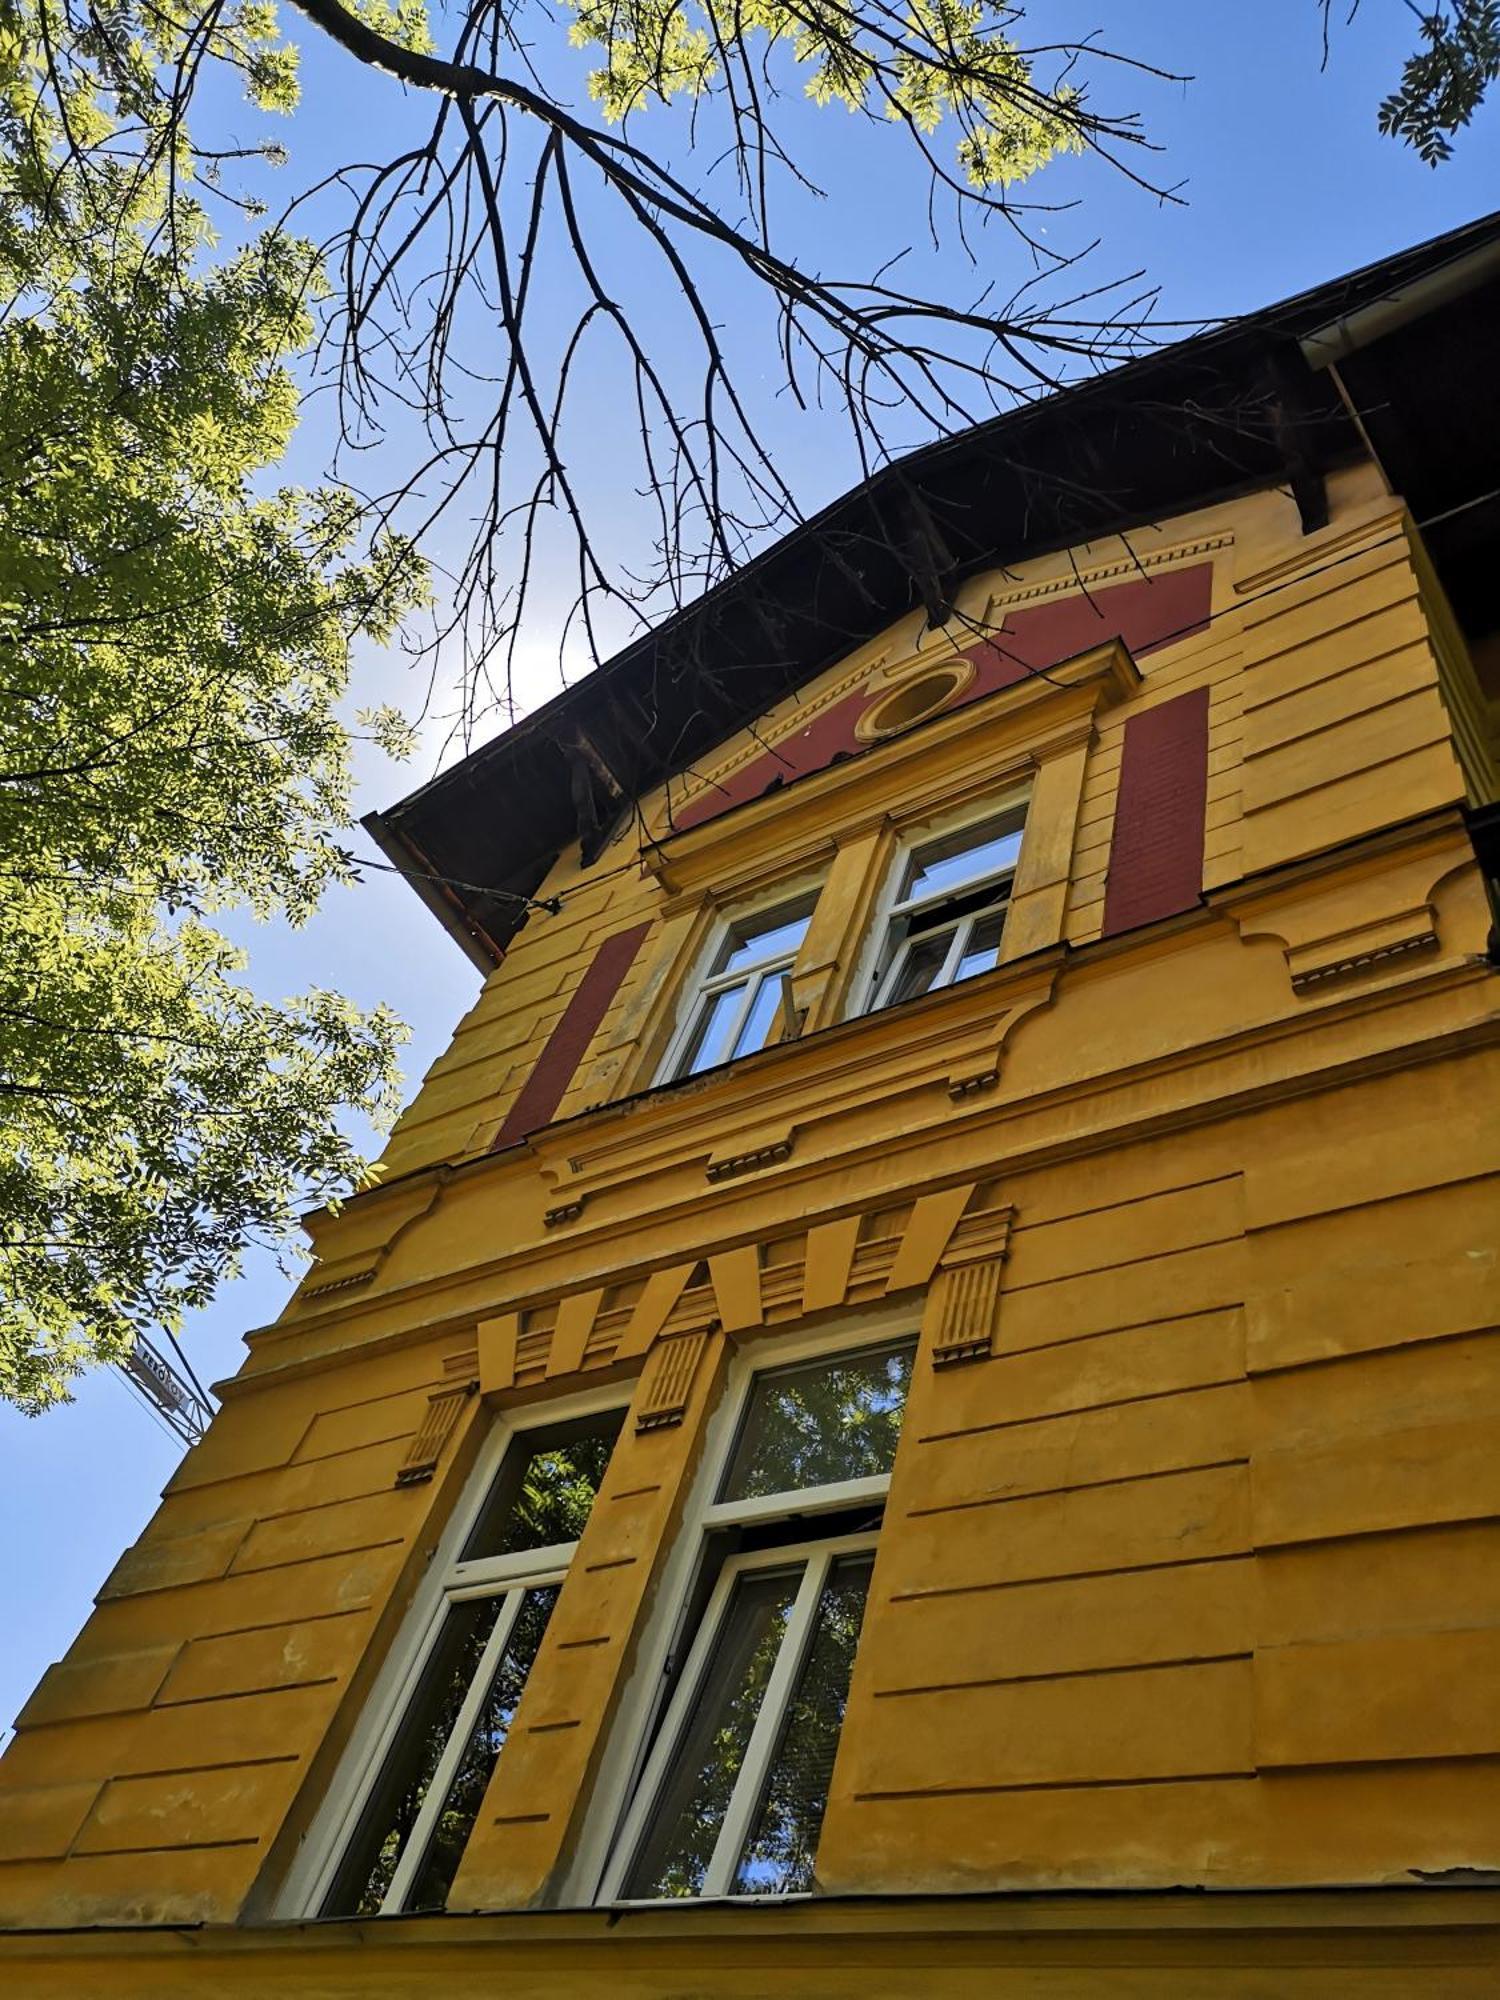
[566,1310,916,1908]
[852,791,1030,1017]
[599,1528,879,1904]
[275,1384,628,1919]
[655,890,818,1085]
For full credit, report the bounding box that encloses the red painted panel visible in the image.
[1100,686,1211,938]
[493,922,652,1148]
[673,563,1213,833]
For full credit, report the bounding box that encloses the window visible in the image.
[861,808,1025,1012]
[661,900,813,1081]
[597,1337,914,1902]
[299,1404,625,1918]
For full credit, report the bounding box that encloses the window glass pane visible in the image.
[461,1410,623,1562]
[681,981,749,1076]
[731,1552,874,1895]
[953,909,1006,984]
[719,1342,915,1502]
[719,910,810,975]
[903,821,1023,905]
[402,1584,561,1911]
[321,1594,506,1916]
[884,930,953,1006]
[731,973,785,1058]
[624,1566,803,1899]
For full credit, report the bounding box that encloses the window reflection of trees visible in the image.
[721,1344,913,1501]
[732,1556,873,1895]
[320,1409,622,1918]
[628,1571,799,1899]
[404,1585,561,1910]
[329,1595,507,1915]
[464,1419,621,1560]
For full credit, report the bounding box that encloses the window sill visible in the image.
[602,1891,817,1912]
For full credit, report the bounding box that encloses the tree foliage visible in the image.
[564,0,1084,185]
[0,1,428,1412]
[0,0,1161,1411]
[6,0,1175,741]
[1381,0,1500,161]
[1328,0,1499,162]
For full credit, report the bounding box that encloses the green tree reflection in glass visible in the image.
[462,1411,623,1560]
[624,1568,802,1898]
[322,1593,506,1916]
[731,1554,874,1894]
[322,1408,622,1916]
[719,1342,915,1502]
[403,1585,561,1911]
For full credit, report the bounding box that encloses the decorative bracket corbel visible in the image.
[298,1170,449,1305]
[635,1326,717,1433]
[942,971,1058,1102]
[394,1377,478,1486]
[926,1200,1015,1369]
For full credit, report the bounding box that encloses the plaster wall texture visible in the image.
[2,461,1498,1982]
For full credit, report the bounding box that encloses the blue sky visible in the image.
[4,1,1498,1734]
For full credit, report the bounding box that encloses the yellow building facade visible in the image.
[4,221,1500,1993]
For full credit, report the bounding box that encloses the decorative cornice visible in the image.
[236,820,1486,1387]
[1230,829,1459,999]
[705,1136,794,1183]
[223,974,1496,1399]
[543,1197,587,1228]
[665,537,1216,818]
[301,1267,378,1300]
[983,534,1232,615]
[297,1172,448,1302]
[1290,928,1439,991]
[470,1188,970,1397]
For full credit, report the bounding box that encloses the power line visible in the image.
[352,850,563,915]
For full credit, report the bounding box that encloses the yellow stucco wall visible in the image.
[2,460,1498,1977]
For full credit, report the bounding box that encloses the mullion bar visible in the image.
[712,978,760,1066]
[874,916,961,1006]
[308,1592,449,1915]
[598,1561,743,1902]
[891,864,1013,920]
[380,1587,524,1913]
[933,916,972,990]
[699,947,799,1002]
[702,1553,829,1899]
[447,1542,576,1595]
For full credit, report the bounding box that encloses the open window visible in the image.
[859,807,1026,1013]
[596,1336,914,1902]
[658,899,814,1082]
[289,1402,625,1919]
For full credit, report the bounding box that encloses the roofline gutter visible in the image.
[1299,233,1500,370]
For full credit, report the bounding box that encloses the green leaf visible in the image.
[0,0,430,1411]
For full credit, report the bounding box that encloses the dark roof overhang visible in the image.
[1300,231,1500,658]
[366,208,1500,967]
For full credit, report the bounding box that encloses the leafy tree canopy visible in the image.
[1381,0,1499,161]
[1331,0,1499,163]
[0,1,427,1412]
[4,0,1488,1420]
[9,0,1149,738]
